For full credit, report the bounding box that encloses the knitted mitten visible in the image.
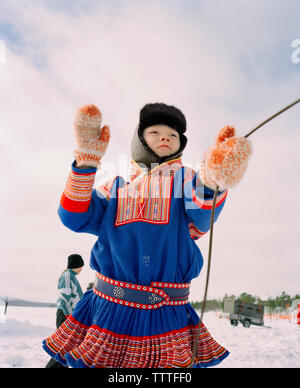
[199,126,252,190]
[74,104,110,168]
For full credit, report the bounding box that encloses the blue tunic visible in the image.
[43,158,229,368]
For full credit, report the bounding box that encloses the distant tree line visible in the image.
[190,291,300,313]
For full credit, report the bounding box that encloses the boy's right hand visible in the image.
[74,104,110,168]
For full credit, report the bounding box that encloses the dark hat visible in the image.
[138,103,187,137]
[67,254,84,269]
[132,103,188,167]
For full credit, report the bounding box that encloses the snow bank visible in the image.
[0,307,299,368]
[0,306,55,368]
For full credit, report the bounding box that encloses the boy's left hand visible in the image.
[199,126,252,190]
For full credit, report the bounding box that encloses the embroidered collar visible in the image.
[130,158,183,182]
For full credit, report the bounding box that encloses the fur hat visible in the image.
[67,254,84,269]
[131,103,187,167]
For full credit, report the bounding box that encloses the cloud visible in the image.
[0,0,299,300]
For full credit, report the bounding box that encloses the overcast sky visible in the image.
[0,0,299,302]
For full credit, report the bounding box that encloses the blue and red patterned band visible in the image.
[93,272,190,310]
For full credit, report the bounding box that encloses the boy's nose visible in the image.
[160,135,169,141]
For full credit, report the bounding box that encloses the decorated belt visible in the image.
[93,272,190,310]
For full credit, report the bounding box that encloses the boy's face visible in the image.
[143,125,180,158]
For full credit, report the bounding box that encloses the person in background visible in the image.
[297,304,300,328]
[45,254,84,368]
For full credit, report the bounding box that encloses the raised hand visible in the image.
[199,126,252,190]
[74,104,110,168]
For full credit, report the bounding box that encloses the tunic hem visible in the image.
[43,315,229,368]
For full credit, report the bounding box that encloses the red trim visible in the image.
[68,315,90,330]
[96,272,190,289]
[71,170,97,178]
[60,193,91,213]
[67,315,200,341]
[188,223,207,240]
[192,189,227,210]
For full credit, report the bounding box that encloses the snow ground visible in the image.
[0,307,299,368]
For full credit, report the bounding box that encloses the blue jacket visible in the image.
[58,158,227,286]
